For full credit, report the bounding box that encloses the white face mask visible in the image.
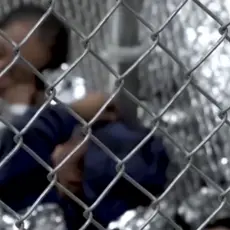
[8,104,29,116]
[0,103,29,130]
[0,104,29,131]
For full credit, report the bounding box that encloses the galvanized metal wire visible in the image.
[1,0,230,229]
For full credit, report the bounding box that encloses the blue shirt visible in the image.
[0,105,169,229]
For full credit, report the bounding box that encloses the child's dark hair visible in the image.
[0,3,70,90]
[206,217,230,229]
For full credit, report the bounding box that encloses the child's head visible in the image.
[0,4,69,95]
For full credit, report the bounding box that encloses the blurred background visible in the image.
[1,0,230,229]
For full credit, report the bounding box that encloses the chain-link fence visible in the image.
[1,0,230,229]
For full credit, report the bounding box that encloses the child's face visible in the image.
[0,20,50,95]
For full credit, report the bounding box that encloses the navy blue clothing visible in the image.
[0,105,77,211]
[64,121,169,229]
[0,105,169,229]
[85,122,168,224]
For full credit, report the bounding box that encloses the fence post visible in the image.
[106,0,144,127]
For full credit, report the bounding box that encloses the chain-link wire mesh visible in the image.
[0,0,111,92]
[1,0,230,229]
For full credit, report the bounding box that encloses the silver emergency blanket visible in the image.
[0,204,66,230]
[110,0,230,229]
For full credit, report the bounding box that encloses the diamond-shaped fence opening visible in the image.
[0,0,230,229]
